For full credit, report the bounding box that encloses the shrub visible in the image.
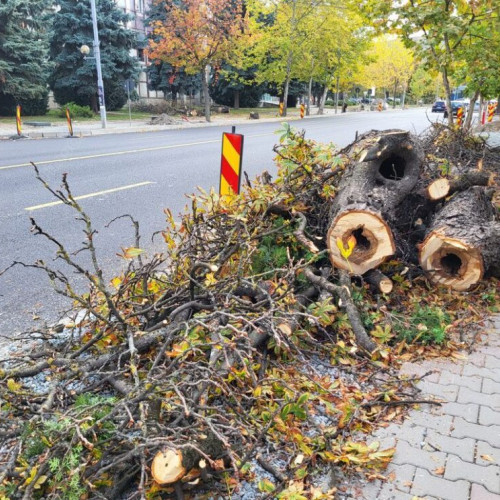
[105,81,127,111]
[394,306,450,345]
[0,92,49,116]
[58,102,94,118]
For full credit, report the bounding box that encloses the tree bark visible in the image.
[307,74,313,116]
[326,130,424,275]
[464,89,480,130]
[202,64,211,122]
[317,84,328,115]
[441,67,454,126]
[419,186,500,290]
[233,90,240,109]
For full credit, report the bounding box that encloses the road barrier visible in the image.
[488,103,496,123]
[300,103,305,118]
[66,108,74,137]
[219,130,244,196]
[16,105,22,136]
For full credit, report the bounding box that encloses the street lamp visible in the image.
[80,0,107,128]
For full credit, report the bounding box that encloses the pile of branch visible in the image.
[0,125,497,499]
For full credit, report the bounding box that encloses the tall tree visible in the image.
[298,4,369,115]
[247,0,326,116]
[360,37,414,108]
[145,0,201,105]
[363,0,498,124]
[0,0,52,115]
[49,0,138,111]
[148,0,248,122]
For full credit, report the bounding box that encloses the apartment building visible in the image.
[115,0,163,100]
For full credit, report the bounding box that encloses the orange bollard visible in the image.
[279,101,284,117]
[300,103,305,118]
[457,106,464,126]
[16,105,22,136]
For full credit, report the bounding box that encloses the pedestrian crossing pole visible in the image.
[16,105,22,136]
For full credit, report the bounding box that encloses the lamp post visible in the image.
[81,0,106,128]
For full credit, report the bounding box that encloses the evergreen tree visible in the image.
[0,0,52,116]
[144,0,201,104]
[49,0,138,111]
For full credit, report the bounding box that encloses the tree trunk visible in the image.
[420,186,500,291]
[464,89,480,130]
[401,83,406,110]
[326,130,424,275]
[441,67,454,126]
[282,50,293,118]
[202,64,211,122]
[233,90,240,109]
[307,75,313,116]
[334,75,339,114]
[317,84,328,115]
[393,79,398,109]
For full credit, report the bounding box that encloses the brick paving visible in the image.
[357,315,500,499]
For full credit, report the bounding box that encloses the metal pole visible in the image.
[90,0,107,128]
[127,84,132,126]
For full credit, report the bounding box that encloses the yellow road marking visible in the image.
[25,181,154,211]
[0,132,272,171]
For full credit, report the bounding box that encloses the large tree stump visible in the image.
[419,187,500,290]
[327,130,424,274]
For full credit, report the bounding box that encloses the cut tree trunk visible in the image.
[327,130,424,275]
[419,187,500,291]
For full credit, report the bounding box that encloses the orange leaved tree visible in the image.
[148,0,247,122]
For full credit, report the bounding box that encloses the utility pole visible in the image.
[90,0,107,128]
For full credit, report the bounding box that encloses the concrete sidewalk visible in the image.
[356,315,500,500]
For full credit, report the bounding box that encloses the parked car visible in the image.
[432,100,446,112]
[444,101,466,118]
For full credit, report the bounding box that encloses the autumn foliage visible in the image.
[148,0,248,121]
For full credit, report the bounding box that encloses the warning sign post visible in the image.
[219,132,244,196]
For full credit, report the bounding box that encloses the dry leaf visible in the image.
[433,466,445,475]
[480,454,495,462]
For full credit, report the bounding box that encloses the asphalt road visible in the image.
[0,108,438,336]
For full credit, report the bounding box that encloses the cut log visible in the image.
[151,432,225,485]
[363,269,393,294]
[327,130,424,274]
[419,187,500,291]
[426,171,491,201]
[152,449,186,485]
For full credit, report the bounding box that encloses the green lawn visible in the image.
[0,108,153,125]
[0,105,307,125]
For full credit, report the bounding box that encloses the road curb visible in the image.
[0,108,421,141]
